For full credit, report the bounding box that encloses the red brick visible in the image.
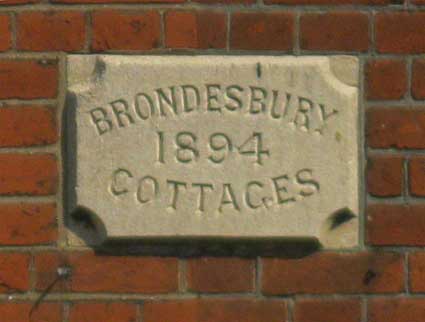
[366,107,425,149]
[0,60,58,99]
[194,0,253,4]
[294,298,362,322]
[369,298,425,322]
[412,59,425,99]
[266,0,391,3]
[0,106,57,147]
[408,252,425,292]
[187,257,254,293]
[92,10,160,51]
[165,11,226,49]
[367,204,425,246]
[262,252,404,295]
[35,252,68,292]
[0,303,61,322]
[0,0,39,4]
[366,60,407,100]
[367,155,403,197]
[69,303,137,322]
[231,12,294,51]
[17,11,85,52]
[0,154,57,196]
[409,156,425,196]
[0,253,30,293]
[0,203,57,245]
[0,15,10,51]
[300,12,369,52]
[35,251,178,293]
[413,0,425,3]
[144,299,287,322]
[54,0,182,3]
[376,12,425,54]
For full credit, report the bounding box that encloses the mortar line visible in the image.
[84,11,92,53]
[56,53,68,249]
[10,11,17,51]
[226,10,230,51]
[403,155,409,202]
[359,55,366,249]
[159,9,165,49]
[362,297,368,322]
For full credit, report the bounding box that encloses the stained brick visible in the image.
[376,12,425,54]
[0,303,61,322]
[367,155,403,197]
[17,11,85,52]
[231,12,294,51]
[0,253,30,293]
[165,11,226,49]
[0,60,58,99]
[366,108,425,149]
[0,106,57,147]
[0,203,57,245]
[300,12,369,52]
[366,60,407,100]
[92,10,160,51]
[144,299,287,322]
[262,252,404,295]
[35,251,178,293]
[367,204,425,246]
[0,154,57,196]
[187,257,254,293]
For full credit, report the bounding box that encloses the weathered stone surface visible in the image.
[66,55,359,248]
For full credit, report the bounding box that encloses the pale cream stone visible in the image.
[65,55,360,248]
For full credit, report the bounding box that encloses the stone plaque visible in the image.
[66,55,359,248]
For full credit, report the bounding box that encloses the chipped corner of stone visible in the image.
[65,206,109,247]
[67,54,105,94]
[318,207,359,249]
[328,55,360,88]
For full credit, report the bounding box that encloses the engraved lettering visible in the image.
[219,183,240,212]
[111,168,133,196]
[167,180,187,210]
[182,85,200,113]
[272,174,296,204]
[206,84,222,113]
[245,181,264,209]
[224,85,243,111]
[135,92,155,120]
[296,168,320,196]
[249,86,267,114]
[155,87,178,116]
[137,175,159,204]
[110,99,134,127]
[192,183,214,212]
[90,107,113,135]
[175,132,199,163]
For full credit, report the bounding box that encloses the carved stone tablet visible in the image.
[66,55,359,248]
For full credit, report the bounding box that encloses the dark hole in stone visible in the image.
[329,208,356,230]
[363,269,377,285]
[71,207,97,231]
[93,57,106,81]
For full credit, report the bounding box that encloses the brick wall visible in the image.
[0,0,424,321]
